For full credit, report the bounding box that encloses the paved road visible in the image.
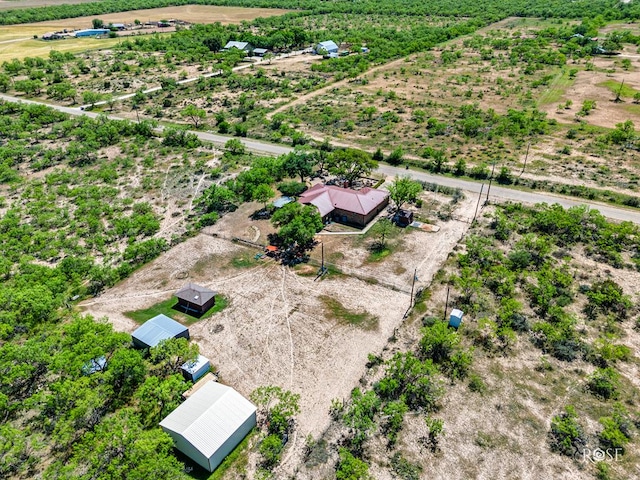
[378,165,640,224]
[3,92,640,223]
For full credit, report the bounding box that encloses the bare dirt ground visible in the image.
[542,48,640,129]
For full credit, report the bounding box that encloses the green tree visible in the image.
[387,176,421,211]
[328,148,378,187]
[386,147,404,166]
[253,183,275,209]
[225,138,245,155]
[92,18,104,29]
[281,150,313,182]
[370,218,395,249]
[198,184,237,214]
[181,104,206,128]
[271,203,322,248]
[82,91,101,108]
[135,374,188,427]
[149,337,199,377]
[342,388,380,449]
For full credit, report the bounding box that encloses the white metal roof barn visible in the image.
[160,381,257,472]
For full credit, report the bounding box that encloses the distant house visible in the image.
[110,23,126,31]
[74,29,111,37]
[131,314,189,349]
[160,380,257,472]
[175,283,216,315]
[299,184,389,228]
[314,40,339,55]
[252,48,269,57]
[222,41,253,53]
[181,354,211,383]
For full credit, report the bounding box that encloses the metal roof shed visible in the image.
[132,314,189,349]
[181,354,211,383]
[160,381,257,472]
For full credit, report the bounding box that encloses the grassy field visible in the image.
[124,294,228,325]
[0,36,124,62]
[598,79,640,99]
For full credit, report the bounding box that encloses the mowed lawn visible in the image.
[0,5,290,60]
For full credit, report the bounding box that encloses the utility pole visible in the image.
[485,160,496,204]
[519,142,531,177]
[409,267,417,309]
[443,285,450,321]
[473,183,484,223]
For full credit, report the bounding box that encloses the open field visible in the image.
[12,5,291,31]
[0,36,124,62]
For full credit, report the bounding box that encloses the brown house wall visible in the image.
[177,296,216,314]
[332,195,388,228]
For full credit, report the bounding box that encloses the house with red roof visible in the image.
[299,184,389,228]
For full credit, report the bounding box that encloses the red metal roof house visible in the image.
[299,184,389,228]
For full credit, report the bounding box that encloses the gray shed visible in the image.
[132,314,189,349]
[315,40,338,54]
[223,41,253,52]
[181,354,211,383]
[160,381,256,472]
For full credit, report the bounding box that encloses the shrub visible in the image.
[387,147,404,166]
[599,404,633,453]
[259,434,284,468]
[468,374,486,394]
[390,453,422,480]
[549,406,585,456]
[277,181,307,197]
[586,367,620,400]
[336,448,369,480]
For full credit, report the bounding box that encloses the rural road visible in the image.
[3,92,640,224]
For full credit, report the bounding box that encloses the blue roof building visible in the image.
[132,314,189,349]
[75,29,111,37]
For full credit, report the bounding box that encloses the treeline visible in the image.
[0,0,629,26]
